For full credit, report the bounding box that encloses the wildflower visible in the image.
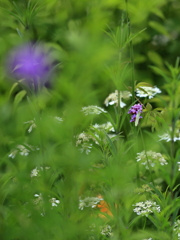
[79,196,103,210]
[100,225,113,237]
[6,42,54,92]
[24,119,36,133]
[136,86,161,99]
[9,144,39,158]
[81,106,107,115]
[30,166,50,178]
[173,220,180,240]
[128,104,143,125]
[92,122,115,132]
[76,132,93,154]
[104,90,132,108]
[159,131,180,142]
[133,200,161,216]
[177,162,180,171]
[33,193,43,206]
[136,150,168,169]
[97,195,113,217]
[54,116,63,123]
[30,167,39,177]
[50,198,60,207]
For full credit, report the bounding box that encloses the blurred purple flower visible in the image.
[6,42,54,92]
[128,103,143,123]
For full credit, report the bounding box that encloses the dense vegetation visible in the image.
[1,0,180,239]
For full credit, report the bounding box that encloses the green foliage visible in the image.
[0,0,180,240]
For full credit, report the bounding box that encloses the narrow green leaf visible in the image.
[13,90,26,110]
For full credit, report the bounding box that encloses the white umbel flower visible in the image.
[79,196,103,210]
[136,86,161,99]
[76,132,93,154]
[92,122,115,132]
[100,225,113,237]
[81,106,107,115]
[133,200,161,216]
[136,150,168,169]
[104,90,132,108]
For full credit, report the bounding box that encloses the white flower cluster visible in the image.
[76,122,116,154]
[136,150,168,169]
[100,225,113,237]
[142,238,153,240]
[173,220,180,240]
[136,86,161,99]
[81,105,107,115]
[79,196,103,210]
[159,129,180,142]
[30,166,50,178]
[9,144,39,159]
[104,90,132,108]
[76,132,93,154]
[133,200,161,216]
[92,122,115,133]
[34,194,60,208]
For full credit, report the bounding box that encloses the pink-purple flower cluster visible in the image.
[128,103,143,123]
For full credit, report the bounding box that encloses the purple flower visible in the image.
[6,42,54,92]
[128,104,143,124]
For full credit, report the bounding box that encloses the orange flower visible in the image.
[97,195,113,218]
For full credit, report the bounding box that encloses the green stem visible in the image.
[125,0,135,102]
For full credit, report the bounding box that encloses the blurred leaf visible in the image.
[149,21,169,36]
[13,90,26,110]
[147,51,164,67]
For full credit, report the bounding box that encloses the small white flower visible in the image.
[30,166,50,178]
[31,167,39,177]
[24,119,36,133]
[76,132,93,154]
[159,131,180,142]
[54,116,63,123]
[81,105,107,115]
[173,220,180,239]
[9,144,39,159]
[34,193,43,205]
[100,225,113,237]
[92,122,115,132]
[104,90,132,108]
[50,198,60,207]
[133,200,161,216]
[136,150,168,169]
[136,86,161,99]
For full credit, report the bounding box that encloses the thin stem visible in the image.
[125,0,135,102]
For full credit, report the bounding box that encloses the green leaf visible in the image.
[13,90,26,110]
[8,82,19,99]
[136,82,153,88]
[149,21,169,36]
[147,51,163,67]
